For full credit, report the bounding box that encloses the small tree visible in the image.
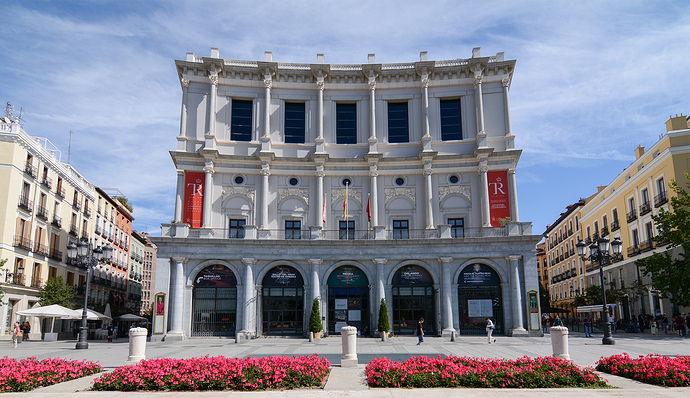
[39,276,74,308]
[378,299,390,334]
[309,298,322,334]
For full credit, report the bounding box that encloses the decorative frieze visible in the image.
[332,188,362,206]
[278,187,309,205]
[384,187,416,206]
[438,185,471,203]
[221,186,255,204]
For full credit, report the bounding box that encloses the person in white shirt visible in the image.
[486,317,496,344]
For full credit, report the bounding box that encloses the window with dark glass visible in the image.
[285,220,301,240]
[339,220,355,240]
[449,218,464,238]
[284,102,305,143]
[336,103,357,144]
[440,99,462,141]
[231,100,253,141]
[393,220,409,239]
[388,102,409,143]
[228,219,246,239]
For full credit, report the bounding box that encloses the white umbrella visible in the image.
[118,313,148,321]
[16,304,75,318]
[70,308,112,321]
[104,303,112,320]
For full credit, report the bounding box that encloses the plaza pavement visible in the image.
[3,330,690,397]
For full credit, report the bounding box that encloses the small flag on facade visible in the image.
[366,194,371,222]
[322,197,327,225]
[343,182,348,219]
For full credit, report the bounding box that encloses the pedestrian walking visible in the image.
[11,322,20,348]
[415,318,424,345]
[650,319,658,336]
[486,317,496,344]
[583,315,592,337]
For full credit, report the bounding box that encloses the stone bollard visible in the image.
[125,328,148,365]
[340,326,358,367]
[550,326,570,360]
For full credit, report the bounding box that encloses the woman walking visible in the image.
[486,317,496,344]
[12,322,21,348]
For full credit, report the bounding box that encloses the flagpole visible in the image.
[367,193,371,239]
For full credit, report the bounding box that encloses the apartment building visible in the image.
[140,232,157,315]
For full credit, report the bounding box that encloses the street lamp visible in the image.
[67,238,112,349]
[577,236,622,345]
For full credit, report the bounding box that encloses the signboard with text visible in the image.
[183,172,205,228]
[487,170,510,227]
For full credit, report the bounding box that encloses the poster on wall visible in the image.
[528,290,540,331]
[487,170,510,227]
[183,172,205,228]
[467,299,493,318]
[153,293,166,334]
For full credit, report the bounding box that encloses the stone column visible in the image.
[259,161,270,233]
[474,72,485,139]
[205,71,218,149]
[315,74,325,153]
[479,162,492,227]
[420,72,432,151]
[367,73,378,153]
[509,255,528,336]
[316,164,325,229]
[174,170,184,223]
[369,163,378,227]
[440,257,455,337]
[203,159,214,228]
[167,257,186,340]
[373,258,387,328]
[423,159,434,229]
[241,258,256,335]
[502,78,515,150]
[309,259,322,303]
[508,168,519,222]
[263,73,272,139]
[177,78,190,151]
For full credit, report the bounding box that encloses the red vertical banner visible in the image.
[487,170,510,227]
[183,172,205,228]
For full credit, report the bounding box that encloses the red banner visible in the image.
[183,172,205,228]
[488,171,510,227]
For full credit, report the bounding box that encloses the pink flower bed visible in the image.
[596,353,690,387]
[366,356,609,388]
[0,356,102,393]
[92,355,331,391]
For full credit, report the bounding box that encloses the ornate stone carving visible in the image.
[263,74,273,89]
[332,188,362,206]
[420,72,429,89]
[278,187,309,206]
[438,185,471,203]
[423,159,433,176]
[384,187,416,206]
[203,159,214,174]
[221,186,256,204]
[502,77,511,88]
[260,161,271,176]
[368,74,377,90]
[181,78,190,88]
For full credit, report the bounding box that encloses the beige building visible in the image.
[140,232,156,315]
[0,116,94,339]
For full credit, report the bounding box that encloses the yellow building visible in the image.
[578,114,690,321]
[0,116,94,339]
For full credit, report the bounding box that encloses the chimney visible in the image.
[472,47,481,58]
[317,53,325,64]
[186,52,195,62]
[665,113,687,132]
[368,53,375,64]
[420,51,428,61]
[635,145,645,159]
[265,51,273,62]
[211,47,219,58]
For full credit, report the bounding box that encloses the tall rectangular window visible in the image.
[284,102,305,143]
[231,100,253,141]
[228,219,246,239]
[449,218,464,238]
[387,102,409,143]
[393,220,409,239]
[339,220,355,240]
[440,99,462,141]
[285,220,301,240]
[336,103,357,144]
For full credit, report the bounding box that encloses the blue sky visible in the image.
[1,1,688,238]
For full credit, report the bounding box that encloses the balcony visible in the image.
[49,248,63,262]
[30,276,43,288]
[51,215,62,228]
[95,225,102,235]
[639,240,655,252]
[611,220,620,232]
[627,209,637,223]
[41,176,52,189]
[584,236,592,245]
[5,273,25,285]
[83,207,91,217]
[56,186,65,198]
[627,245,641,257]
[654,191,668,208]
[18,195,33,212]
[35,204,49,220]
[73,200,81,210]
[24,162,37,179]
[34,243,50,256]
[13,235,32,251]
[73,285,85,296]
[69,224,79,236]
[601,227,609,237]
[639,201,652,216]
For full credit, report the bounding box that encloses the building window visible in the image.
[393,220,409,239]
[395,177,405,186]
[449,218,464,238]
[284,102,305,143]
[231,100,253,141]
[336,103,357,144]
[339,220,355,240]
[228,219,246,239]
[285,220,301,240]
[440,99,462,141]
[387,102,409,143]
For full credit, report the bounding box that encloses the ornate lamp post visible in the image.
[577,236,622,345]
[67,238,112,349]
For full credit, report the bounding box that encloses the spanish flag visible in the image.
[343,183,348,219]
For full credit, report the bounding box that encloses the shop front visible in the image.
[458,264,503,335]
[327,265,370,336]
[391,265,436,336]
[191,265,237,337]
[262,265,305,336]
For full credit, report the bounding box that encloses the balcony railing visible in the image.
[5,273,25,285]
[18,195,33,212]
[52,215,62,228]
[36,205,49,220]
[31,276,43,288]
[56,186,65,198]
[13,235,32,251]
[611,220,620,232]
[654,191,668,208]
[639,240,655,252]
[627,209,637,223]
[69,224,79,236]
[83,207,91,217]
[34,243,50,256]
[41,176,52,189]
[73,286,85,296]
[49,248,63,262]
[24,162,37,178]
[639,201,652,216]
[601,227,609,237]
[627,245,641,257]
[73,200,81,210]
[95,225,102,235]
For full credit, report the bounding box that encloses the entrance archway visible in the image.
[392,265,436,336]
[192,265,237,337]
[327,266,370,335]
[262,265,304,336]
[457,263,503,335]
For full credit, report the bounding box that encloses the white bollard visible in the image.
[125,327,148,365]
[340,326,358,367]
[550,326,570,360]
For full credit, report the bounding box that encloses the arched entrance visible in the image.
[327,266,370,336]
[457,264,503,335]
[192,265,237,337]
[392,265,436,336]
[262,266,304,336]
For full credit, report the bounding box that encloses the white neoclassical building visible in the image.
[152,47,542,340]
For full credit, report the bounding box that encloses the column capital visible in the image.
[502,77,511,88]
[177,169,185,176]
[372,258,388,266]
[181,78,190,88]
[203,159,214,174]
[308,259,323,266]
[260,161,271,176]
[209,74,218,86]
[171,257,187,264]
[263,74,273,89]
[506,255,522,263]
[368,74,377,90]
[439,257,453,264]
[242,258,257,265]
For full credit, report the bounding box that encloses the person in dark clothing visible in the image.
[415,318,424,345]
